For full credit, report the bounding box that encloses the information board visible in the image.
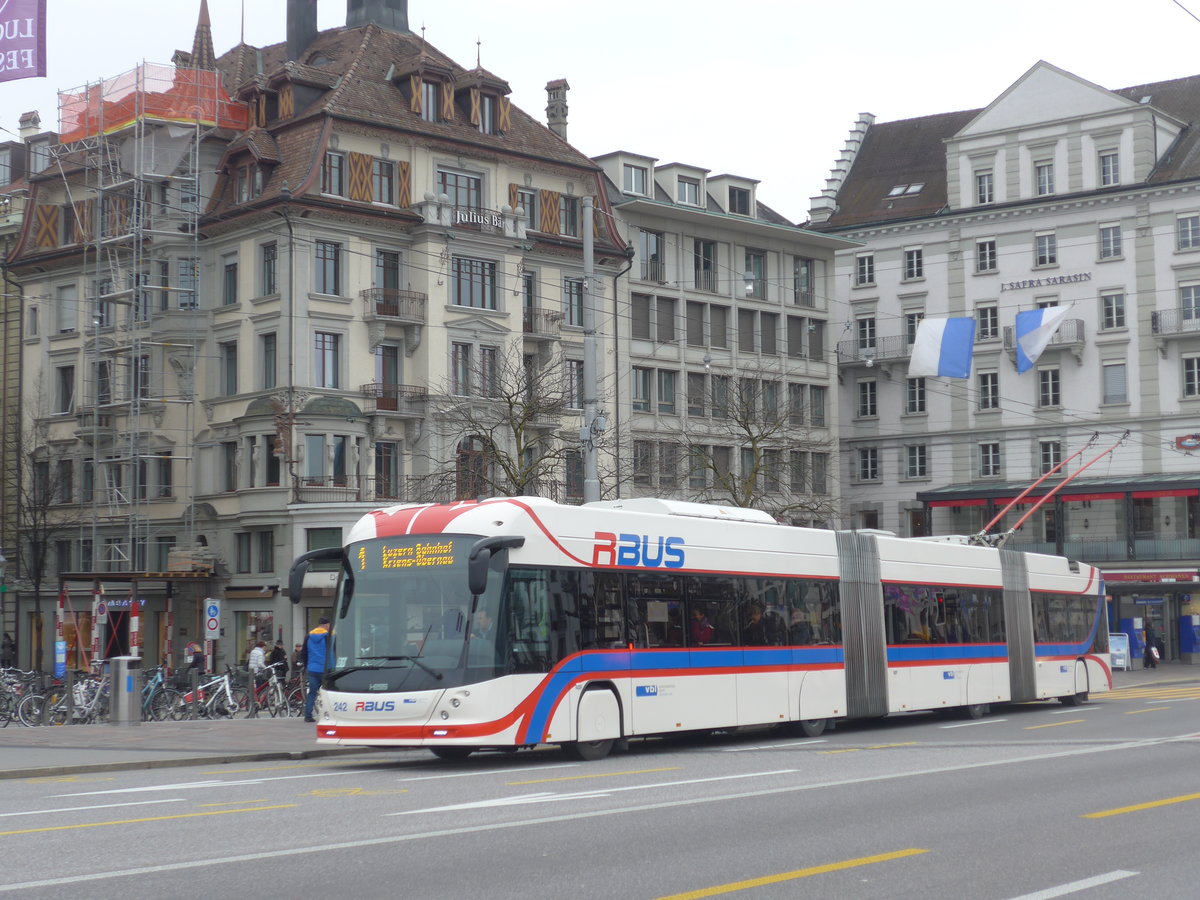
[1109,632,1130,671]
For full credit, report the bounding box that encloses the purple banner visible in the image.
[0,0,45,83]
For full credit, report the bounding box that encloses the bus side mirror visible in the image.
[467,535,526,597]
[288,547,344,603]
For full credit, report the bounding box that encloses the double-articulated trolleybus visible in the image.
[289,497,1110,760]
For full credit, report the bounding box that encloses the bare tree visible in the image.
[639,364,838,523]
[412,347,584,501]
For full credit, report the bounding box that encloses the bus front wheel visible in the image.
[564,738,615,761]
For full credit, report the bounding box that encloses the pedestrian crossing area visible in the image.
[1099,683,1200,703]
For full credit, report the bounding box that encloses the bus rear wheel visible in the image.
[963,703,989,719]
[564,738,615,761]
[799,718,828,737]
[430,746,474,761]
[1060,691,1088,706]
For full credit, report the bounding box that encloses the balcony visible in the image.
[836,334,912,367]
[294,475,410,504]
[523,306,562,341]
[1150,308,1200,355]
[361,288,427,325]
[360,382,428,417]
[640,260,666,283]
[1002,318,1085,364]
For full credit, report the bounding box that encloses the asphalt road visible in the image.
[2,680,1198,899]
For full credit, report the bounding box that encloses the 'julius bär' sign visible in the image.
[0,0,45,83]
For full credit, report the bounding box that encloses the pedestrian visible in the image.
[292,642,306,675]
[304,618,331,722]
[267,640,288,681]
[248,640,267,685]
[1144,623,1159,669]
[0,632,15,668]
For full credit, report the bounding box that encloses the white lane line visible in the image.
[390,769,799,814]
[53,769,375,797]
[940,718,1008,729]
[0,799,186,819]
[395,763,579,782]
[0,737,1183,893]
[1050,708,1098,715]
[722,739,827,752]
[1004,869,1138,899]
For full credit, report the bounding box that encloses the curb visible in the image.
[2,746,376,781]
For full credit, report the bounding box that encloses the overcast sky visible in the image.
[5,1,1200,222]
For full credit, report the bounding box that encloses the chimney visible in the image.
[545,79,569,141]
[346,0,409,31]
[287,0,319,62]
[18,111,41,140]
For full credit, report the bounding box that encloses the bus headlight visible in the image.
[450,698,461,708]
[440,710,450,720]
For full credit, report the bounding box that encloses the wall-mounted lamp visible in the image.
[1165,516,1171,527]
[743,272,754,295]
[703,354,712,371]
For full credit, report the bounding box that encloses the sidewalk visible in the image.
[0,665,1193,780]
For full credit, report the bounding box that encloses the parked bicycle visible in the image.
[248,662,291,717]
[140,665,186,721]
[0,668,38,727]
[179,666,248,719]
[19,670,110,726]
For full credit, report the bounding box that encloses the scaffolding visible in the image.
[51,63,244,574]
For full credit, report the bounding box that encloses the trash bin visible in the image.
[110,656,141,726]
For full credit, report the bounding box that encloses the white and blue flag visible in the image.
[1015,304,1073,373]
[907,317,977,379]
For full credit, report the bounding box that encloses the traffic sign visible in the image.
[204,598,221,638]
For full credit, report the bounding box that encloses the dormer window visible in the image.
[728,187,751,215]
[321,151,345,196]
[234,163,266,204]
[477,94,496,134]
[29,140,50,174]
[677,176,700,206]
[421,81,440,122]
[623,164,648,195]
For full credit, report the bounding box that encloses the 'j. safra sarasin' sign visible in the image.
[0,0,45,83]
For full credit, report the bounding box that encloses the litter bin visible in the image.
[110,656,141,726]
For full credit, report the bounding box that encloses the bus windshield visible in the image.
[328,533,505,693]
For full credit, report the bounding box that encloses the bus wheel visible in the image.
[564,739,614,761]
[799,718,827,737]
[963,703,989,719]
[430,746,474,761]
[1060,691,1088,706]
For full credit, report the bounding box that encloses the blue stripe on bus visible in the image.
[887,644,1007,663]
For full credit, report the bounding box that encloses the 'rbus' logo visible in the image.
[592,532,685,569]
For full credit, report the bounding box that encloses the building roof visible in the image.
[817,71,1200,230]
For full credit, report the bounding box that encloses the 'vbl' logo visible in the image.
[355,700,396,712]
[592,532,685,569]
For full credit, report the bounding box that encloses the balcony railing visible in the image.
[641,260,666,283]
[1150,308,1200,337]
[694,270,718,293]
[294,475,412,504]
[523,306,562,338]
[360,382,429,416]
[836,334,911,365]
[361,288,427,324]
[1002,318,1085,352]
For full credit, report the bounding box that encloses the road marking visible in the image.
[0,804,296,838]
[867,742,918,749]
[819,748,860,754]
[1050,707,1097,715]
[1084,791,1200,818]
[1003,869,1137,898]
[1125,707,1170,715]
[1024,720,1085,730]
[0,736,1185,892]
[654,848,930,899]
[54,769,373,796]
[20,775,114,785]
[721,739,827,752]
[302,788,410,798]
[508,767,680,786]
[395,763,580,783]
[198,800,269,806]
[197,760,349,774]
[941,718,1008,729]
[391,770,798,815]
[0,799,186,819]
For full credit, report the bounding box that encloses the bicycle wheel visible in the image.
[286,686,305,717]
[267,684,289,717]
[17,693,44,726]
[149,688,186,721]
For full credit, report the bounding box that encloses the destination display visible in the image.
[357,538,460,571]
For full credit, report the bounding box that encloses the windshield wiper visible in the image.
[358,654,443,680]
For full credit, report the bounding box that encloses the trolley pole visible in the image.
[581,197,602,503]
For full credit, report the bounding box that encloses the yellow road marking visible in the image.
[1084,792,1200,819]
[655,848,930,899]
[868,742,918,749]
[199,800,269,806]
[198,761,346,775]
[1024,719,1085,730]
[819,748,860,755]
[508,767,680,786]
[1125,707,1170,715]
[0,805,296,837]
[303,787,410,797]
[21,776,114,784]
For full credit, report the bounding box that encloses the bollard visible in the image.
[189,668,199,719]
[65,668,75,723]
[109,657,141,726]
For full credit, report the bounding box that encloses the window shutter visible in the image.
[508,183,520,211]
[440,83,455,121]
[279,85,294,119]
[347,152,372,202]
[397,161,411,208]
[469,87,481,126]
[409,74,423,115]
[497,97,511,132]
[539,190,560,235]
[592,196,603,239]
[73,199,93,243]
[34,204,59,248]
[1103,364,1127,402]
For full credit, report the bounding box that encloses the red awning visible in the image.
[928,498,988,507]
[1061,492,1125,502]
[1131,489,1198,499]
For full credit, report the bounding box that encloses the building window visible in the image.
[905,445,927,478]
[451,342,472,396]
[657,296,677,343]
[1102,362,1127,404]
[1035,232,1057,267]
[1035,160,1055,196]
[1101,291,1126,330]
[452,257,497,309]
[261,242,277,295]
[978,371,999,410]
[677,176,699,205]
[976,239,997,273]
[693,239,717,292]
[711,375,729,419]
[855,254,875,286]
[903,247,924,280]
[437,169,481,211]
[261,333,277,390]
[793,256,815,306]
[623,164,647,195]
[1039,440,1062,475]
[905,377,926,414]
[478,346,498,397]
[1185,356,1200,397]
[314,331,340,388]
[728,186,751,215]
[565,358,584,410]
[857,379,877,418]
[559,196,580,237]
[904,311,924,346]
[56,284,78,333]
[177,258,199,309]
[657,369,677,415]
[1099,151,1119,187]
[632,293,651,340]
[1181,283,1200,320]
[517,188,538,230]
[372,159,394,204]
[809,385,826,427]
[56,365,75,414]
[477,94,496,134]
[314,240,341,295]
[321,152,344,195]
[979,442,1001,477]
[221,253,238,305]
[219,341,238,396]
[631,367,651,412]
[1038,367,1061,407]
[633,440,652,486]
[976,305,999,341]
[739,308,757,352]
[563,277,584,327]
[421,80,439,122]
[639,229,664,282]
[857,448,879,481]
[222,441,238,492]
[710,305,729,348]
[744,249,765,299]
[133,354,151,399]
[1178,215,1200,251]
[976,171,994,205]
[857,316,876,351]
[1099,224,1122,259]
[687,372,706,416]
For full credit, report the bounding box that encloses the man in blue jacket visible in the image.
[304,618,331,722]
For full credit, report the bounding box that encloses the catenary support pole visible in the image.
[581,197,601,503]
